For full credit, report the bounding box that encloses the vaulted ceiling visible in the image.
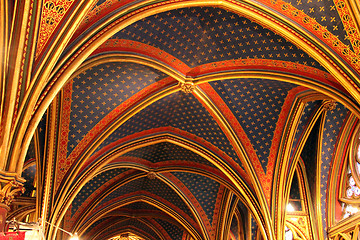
[6,0,360,239]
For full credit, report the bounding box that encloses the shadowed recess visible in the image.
[301,118,320,205]
[230,213,240,240]
[37,111,47,164]
[289,100,322,173]
[155,218,184,240]
[22,164,36,197]
[98,176,196,221]
[289,172,302,211]
[237,200,249,240]
[123,142,217,167]
[25,139,36,161]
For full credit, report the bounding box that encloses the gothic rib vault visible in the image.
[2,0,360,239]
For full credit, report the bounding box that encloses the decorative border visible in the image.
[56,80,73,189]
[334,0,360,55]
[211,185,226,238]
[35,0,76,59]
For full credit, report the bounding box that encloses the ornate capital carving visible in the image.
[0,181,25,207]
[178,82,195,93]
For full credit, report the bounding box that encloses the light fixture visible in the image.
[44,221,79,240]
[69,233,79,240]
[4,219,79,240]
[345,204,359,215]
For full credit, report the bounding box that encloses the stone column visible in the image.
[0,180,25,232]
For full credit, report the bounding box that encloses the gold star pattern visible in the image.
[95,92,244,170]
[319,104,348,238]
[67,62,167,156]
[113,7,324,70]
[210,78,296,171]
[172,171,220,224]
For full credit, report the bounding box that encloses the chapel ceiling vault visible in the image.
[4,0,360,239]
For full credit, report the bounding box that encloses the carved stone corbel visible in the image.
[0,181,25,209]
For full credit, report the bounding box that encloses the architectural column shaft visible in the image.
[0,204,9,232]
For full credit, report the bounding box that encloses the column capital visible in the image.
[0,180,25,208]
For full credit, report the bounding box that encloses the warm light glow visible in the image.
[285,226,294,240]
[108,232,145,240]
[69,233,79,240]
[345,205,359,215]
[286,203,295,212]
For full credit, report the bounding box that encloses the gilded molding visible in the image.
[344,0,360,54]
[329,218,360,239]
[271,95,306,239]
